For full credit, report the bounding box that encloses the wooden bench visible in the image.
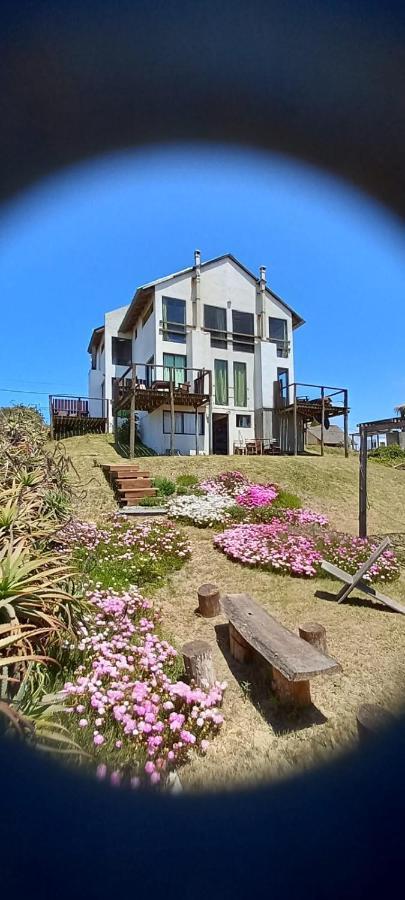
[222,593,341,707]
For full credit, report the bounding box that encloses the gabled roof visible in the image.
[119,253,304,332]
[87,325,104,354]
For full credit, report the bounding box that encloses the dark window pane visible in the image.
[112,337,132,366]
[236,414,251,428]
[232,310,254,352]
[204,305,227,348]
[162,297,186,343]
[269,317,288,357]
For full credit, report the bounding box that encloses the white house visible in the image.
[88,251,305,455]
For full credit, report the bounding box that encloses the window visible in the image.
[232,310,254,352]
[162,296,186,342]
[269,317,288,357]
[163,411,205,435]
[233,361,247,407]
[277,367,289,405]
[163,353,187,387]
[204,305,227,348]
[145,355,154,387]
[142,303,153,327]
[112,337,132,366]
[236,414,251,428]
[214,359,228,405]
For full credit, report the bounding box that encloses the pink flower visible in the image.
[78,718,88,728]
[94,734,104,746]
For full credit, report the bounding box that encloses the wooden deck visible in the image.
[113,384,210,413]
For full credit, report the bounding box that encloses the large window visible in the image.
[111,337,132,366]
[214,359,228,405]
[269,317,288,357]
[232,310,254,352]
[204,305,227,348]
[163,353,187,387]
[162,296,186,342]
[233,361,247,407]
[163,411,205,435]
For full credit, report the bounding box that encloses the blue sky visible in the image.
[1,144,404,429]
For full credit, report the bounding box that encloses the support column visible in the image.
[170,368,175,456]
[320,386,325,457]
[343,389,349,458]
[208,369,213,455]
[129,394,135,459]
[195,406,198,456]
[49,396,54,441]
[359,425,368,537]
[293,383,298,456]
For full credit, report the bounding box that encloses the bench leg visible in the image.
[229,623,253,664]
[271,668,311,708]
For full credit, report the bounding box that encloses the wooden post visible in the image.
[359,425,368,537]
[356,703,395,743]
[208,369,213,455]
[229,623,253,663]
[299,623,327,654]
[195,405,198,456]
[182,640,216,688]
[293,383,298,456]
[197,583,221,618]
[170,367,175,456]
[271,668,311,708]
[343,389,349,458]
[320,386,325,457]
[49,396,54,441]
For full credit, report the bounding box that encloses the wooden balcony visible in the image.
[49,396,108,439]
[112,364,211,414]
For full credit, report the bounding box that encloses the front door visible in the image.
[213,413,229,454]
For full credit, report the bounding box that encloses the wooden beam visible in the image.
[343,389,349,458]
[293,383,298,455]
[49,396,54,441]
[320,386,325,457]
[169,368,175,456]
[359,425,368,537]
[208,369,213,455]
[321,559,405,615]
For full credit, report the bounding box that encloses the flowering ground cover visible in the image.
[63,587,226,788]
[167,493,235,527]
[58,515,191,590]
[214,516,400,582]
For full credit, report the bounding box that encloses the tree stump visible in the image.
[182,640,216,688]
[271,667,311,708]
[229,623,253,664]
[299,622,327,655]
[197,583,221,618]
[356,704,396,743]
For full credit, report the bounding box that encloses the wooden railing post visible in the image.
[129,364,136,459]
[343,389,349,458]
[293,383,298,455]
[320,386,325,457]
[169,367,175,456]
[359,425,368,537]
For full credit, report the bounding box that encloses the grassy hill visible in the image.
[61,433,405,536]
[58,433,405,789]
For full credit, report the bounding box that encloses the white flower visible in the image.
[167,494,234,527]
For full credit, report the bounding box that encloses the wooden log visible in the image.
[182,640,216,688]
[356,704,396,743]
[197,583,221,618]
[229,622,254,664]
[299,622,327,655]
[271,667,311,708]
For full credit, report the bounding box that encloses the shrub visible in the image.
[153,477,176,496]
[176,474,199,488]
[271,490,302,510]
[62,587,226,788]
[369,444,405,465]
[137,496,167,507]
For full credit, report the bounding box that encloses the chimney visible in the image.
[258,264,267,339]
[193,249,201,327]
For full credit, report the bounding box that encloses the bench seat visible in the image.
[222,593,340,707]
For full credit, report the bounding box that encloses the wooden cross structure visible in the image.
[321,537,405,615]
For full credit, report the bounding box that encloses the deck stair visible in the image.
[102,464,157,506]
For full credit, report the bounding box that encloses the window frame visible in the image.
[236,414,252,428]
[233,361,247,407]
[232,309,255,353]
[163,411,205,435]
[204,304,227,348]
[162,296,186,343]
[111,336,132,367]
[269,316,289,357]
[214,358,229,406]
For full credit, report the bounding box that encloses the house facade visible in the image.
[88,252,304,455]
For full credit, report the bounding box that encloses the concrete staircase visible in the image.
[102,464,157,506]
